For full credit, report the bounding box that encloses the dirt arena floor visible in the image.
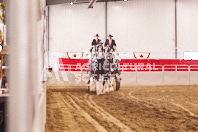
[45,85,198,132]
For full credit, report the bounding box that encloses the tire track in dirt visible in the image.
[46,86,198,132]
[128,91,187,116]
[187,102,198,107]
[128,91,155,109]
[129,90,198,118]
[69,93,135,132]
[149,97,198,118]
[46,93,72,131]
[46,92,96,132]
[87,95,135,132]
[61,93,108,132]
[68,93,121,131]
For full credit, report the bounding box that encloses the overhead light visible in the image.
[123,0,128,2]
[70,2,73,5]
[88,0,96,8]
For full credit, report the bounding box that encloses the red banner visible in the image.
[59,58,198,72]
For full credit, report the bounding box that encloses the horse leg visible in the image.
[99,74,105,94]
[110,76,115,92]
[104,77,109,93]
[102,77,107,93]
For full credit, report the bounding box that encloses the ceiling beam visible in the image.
[47,0,89,5]
[46,0,125,5]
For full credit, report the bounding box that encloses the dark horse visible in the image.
[88,44,121,95]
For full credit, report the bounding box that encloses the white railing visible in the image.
[59,64,198,72]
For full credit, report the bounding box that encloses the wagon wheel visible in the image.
[112,78,117,91]
[88,86,90,93]
[0,113,3,127]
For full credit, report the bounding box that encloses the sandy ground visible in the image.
[45,85,198,132]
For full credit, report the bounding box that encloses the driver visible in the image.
[92,34,101,46]
[105,34,116,51]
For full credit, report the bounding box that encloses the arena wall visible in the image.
[48,2,106,53]
[47,0,198,86]
[43,58,198,86]
[48,0,198,63]
[107,0,175,59]
[177,0,198,59]
[46,71,198,86]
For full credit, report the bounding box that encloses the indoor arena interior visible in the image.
[1,0,198,132]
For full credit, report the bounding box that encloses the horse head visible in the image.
[96,44,105,60]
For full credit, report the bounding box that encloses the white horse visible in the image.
[88,46,97,92]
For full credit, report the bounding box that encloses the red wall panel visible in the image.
[59,58,198,71]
